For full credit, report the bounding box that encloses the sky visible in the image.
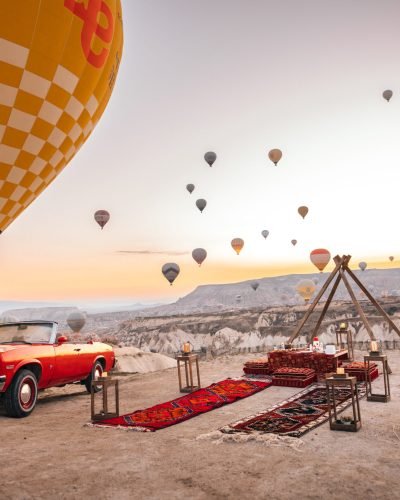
[2,0,400,307]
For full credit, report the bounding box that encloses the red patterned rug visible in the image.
[91,378,271,432]
[219,383,366,438]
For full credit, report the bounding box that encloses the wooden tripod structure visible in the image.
[288,255,400,344]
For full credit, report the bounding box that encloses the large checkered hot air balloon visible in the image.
[0,1,123,233]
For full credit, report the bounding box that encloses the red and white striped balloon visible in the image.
[310,248,331,272]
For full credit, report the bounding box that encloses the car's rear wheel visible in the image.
[5,369,38,418]
[84,360,104,393]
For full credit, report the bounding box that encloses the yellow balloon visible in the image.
[0,1,123,233]
[296,279,316,303]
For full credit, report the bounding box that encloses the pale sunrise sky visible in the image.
[1,0,400,306]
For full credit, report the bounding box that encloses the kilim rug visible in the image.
[219,383,366,438]
[90,378,271,432]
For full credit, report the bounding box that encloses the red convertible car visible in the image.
[0,321,115,418]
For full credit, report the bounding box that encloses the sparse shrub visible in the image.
[386,306,397,316]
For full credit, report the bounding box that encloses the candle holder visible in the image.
[369,340,382,356]
[181,341,194,356]
[326,375,361,432]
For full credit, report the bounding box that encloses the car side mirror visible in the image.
[57,335,68,345]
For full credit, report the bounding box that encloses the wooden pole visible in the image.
[339,268,375,340]
[288,256,344,344]
[311,272,342,338]
[344,265,400,338]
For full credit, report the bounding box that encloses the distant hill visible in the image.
[0,306,80,323]
[110,298,400,356]
[2,268,400,328]
[135,268,400,317]
[0,301,67,314]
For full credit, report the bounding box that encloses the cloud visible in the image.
[116,250,189,256]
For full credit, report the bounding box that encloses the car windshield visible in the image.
[0,323,54,344]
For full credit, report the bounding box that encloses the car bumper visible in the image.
[0,375,6,391]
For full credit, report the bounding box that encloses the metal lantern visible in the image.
[182,341,193,355]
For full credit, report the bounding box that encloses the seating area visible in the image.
[243,348,375,388]
[244,348,350,386]
[344,361,379,382]
[271,367,317,388]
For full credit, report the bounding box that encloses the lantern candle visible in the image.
[337,367,345,375]
[339,322,347,330]
[370,341,378,352]
[102,372,108,378]
[183,342,191,354]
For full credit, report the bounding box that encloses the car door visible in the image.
[52,342,82,385]
[76,343,98,379]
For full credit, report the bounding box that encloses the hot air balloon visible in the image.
[383,90,393,102]
[196,199,207,213]
[359,261,367,271]
[291,239,297,246]
[162,263,180,285]
[192,248,207,267]
[389,256,394,262]
[250,281,259,291]
[186,184,195,194]
[296,279,316,303]
[0,2,123,234]
[94,210,110,229]
[310,248,331,272]
[204,152,217,167]
[67,311,86,333]
[268,149,282,166]
[298,206,309,219]
[231,238,244,255]
[261,230,269,239]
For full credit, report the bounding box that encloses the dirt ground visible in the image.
[1,350,399,500]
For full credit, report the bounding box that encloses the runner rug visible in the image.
[90,378,271,432]
[217,383,366,438]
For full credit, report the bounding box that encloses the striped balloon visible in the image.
[310,248,331,272]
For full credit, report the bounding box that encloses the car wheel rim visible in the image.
[19,377,36,410]
[94,365,103,380]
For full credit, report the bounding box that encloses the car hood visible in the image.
[0,345,18,352]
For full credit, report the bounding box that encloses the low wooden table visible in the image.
[176,354,201,393]
[293,349,348,369]
[364,354,390,402]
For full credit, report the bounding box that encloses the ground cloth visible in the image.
[218,383,366,438]
[90,378,271,432]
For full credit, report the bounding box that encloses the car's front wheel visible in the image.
[84,360,104,393]
[5,369,38,418]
